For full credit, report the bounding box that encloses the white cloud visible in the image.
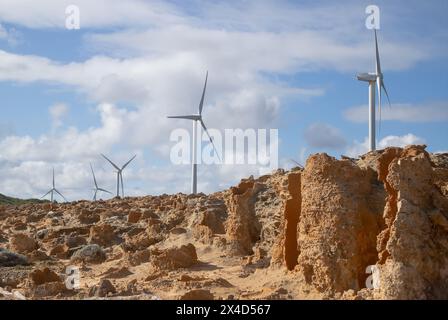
[49,103,69,128]
[0,104,123,162]
[304,123,347,150]
[0,0,184,29]
[344,102,448,123]
[345,133,426,157]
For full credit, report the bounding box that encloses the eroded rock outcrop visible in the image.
[295,153,383,295]
[224,178,262,255]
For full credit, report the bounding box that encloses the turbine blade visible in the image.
[198,71,208,115]
[98,188,112,194]
[381,81,392,108]
[90,162,98,188]
[41,190,52,199]
[101,154,120,171]
[375,29,381,76]
[290,159,304,168]
[167,115,199,120]
[54,189,67,202]
[122,155,136,170]
[200,120,221,162]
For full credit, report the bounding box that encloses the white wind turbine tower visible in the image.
[90,163,112,201]
[101,154,136,198]
[41,168,67,203]
[167,71,219,194]
[357,29,391,151]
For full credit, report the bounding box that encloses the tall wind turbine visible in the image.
[90,163,112,201]
[41,168,67,203]
[101,154,136,198]
[357,29,391,151]
[167,71,219,194]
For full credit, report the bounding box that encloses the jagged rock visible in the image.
[128,209,142,223]
[296,153,383,294]
[123,225,163,251]
[65,235,87,248]
[89,279,116,297]
[373,146,448,299]
[0,268,30,288]
[70,244,107,264]
[33,282,66,298]
[9,233,38,253]
[151,244,198,270]
[127,249,151,266]
[78,209,100,224]
[88,224,120,247]
[29,267,65,298]
[48,244,69,259]
[0,248,29,267]
[29,268,61,286]
[224,178,262,255]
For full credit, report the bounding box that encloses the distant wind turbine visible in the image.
[357,29,391,152]
[41,168,67,203]
[90,163,112,201]
[167,71,220,194]
[101,154,136,198]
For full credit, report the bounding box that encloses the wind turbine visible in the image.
[90,163,112,201]
[41,168,67,203]
[167,71,219,194]
[357,29,391,151]
[101,154,136,198]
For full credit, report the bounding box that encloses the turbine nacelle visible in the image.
[357,73,377,82]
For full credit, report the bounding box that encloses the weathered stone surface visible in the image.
[0,248,29,267]
[151,244,198,270]
[295,153,383,294]
[224,178,262,255]
[9,233,38,253]
[70,244,107,264]
[89,279,116,297]
[29,268,61,286]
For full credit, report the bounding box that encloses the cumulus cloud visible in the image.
[0,104,124,162]
[304,123,347,150]
[345,133,426,157]
[344,102,448,123]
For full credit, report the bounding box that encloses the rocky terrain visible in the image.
[0,145,447,300]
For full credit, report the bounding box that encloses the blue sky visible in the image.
[0,0,447,200]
